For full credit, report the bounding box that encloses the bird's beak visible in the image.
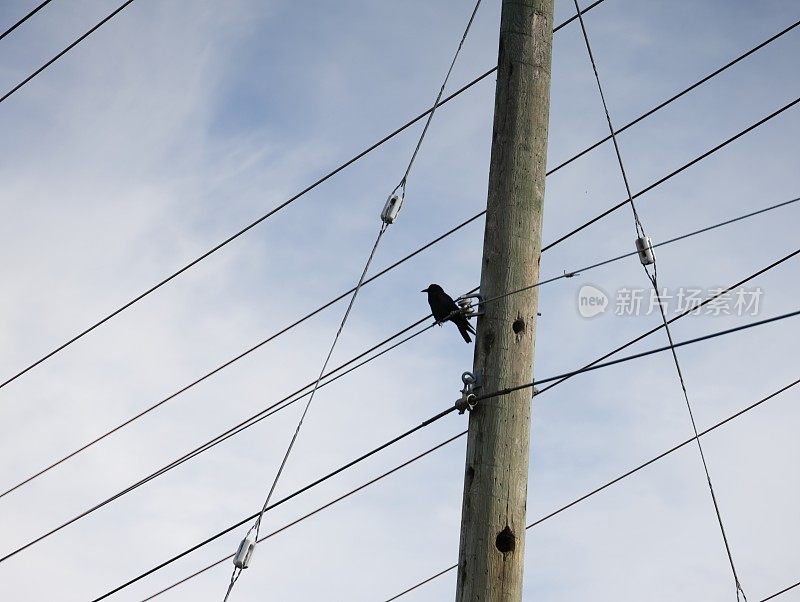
[421,288,428,293]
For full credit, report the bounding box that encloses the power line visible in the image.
[0,1,606,393]
[397,0,482,188]
[489,28,800,254]
[473,246,800,403]
[9,310,800,562]
[552,0,605,31]
[6,1,796,595]
[543,92,800,252]
[221,225,389,601]
[212,10,799,599]
[0,210,483,500]
[220,2,485,595]
[760,579,800,602]
[132,315,800,601]
[0,70,493,395]
[2,203,792,570]
[548,16,800,175]
[138,307,800,599]
[6,13,798,531]
[3,192,795,521]
[386,564,460,602]
[0,0,603,95]
[385,375,800,601]
[527,377,799,530]
[478,195,800,307]
[0,0,136,105]
[86,253,797,598]
[571,0,643,231]
[2,0,790,402]
[3,23,794,496]
[0,317,434,564]
[7,85,795,502]
[572,2,750,597]
[141,431,467,601]
[0,0,54,42]
[643,196,800,252]
[9,303,796,565]
[534,309,800,386]
[89,404,460,602]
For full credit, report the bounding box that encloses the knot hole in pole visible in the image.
[495,525,516,554]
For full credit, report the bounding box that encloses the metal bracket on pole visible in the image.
[455,370,482,414]
[456,293,484,319]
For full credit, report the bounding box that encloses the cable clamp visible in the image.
[563,270,580,278]
[455,370,482,414]
[233,536,256,569]
[456,293,484,318]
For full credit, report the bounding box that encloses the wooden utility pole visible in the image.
[454,0,554,600]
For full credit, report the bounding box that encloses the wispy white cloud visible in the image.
[0,0,798,601]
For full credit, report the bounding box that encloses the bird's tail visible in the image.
[457,318,476,344]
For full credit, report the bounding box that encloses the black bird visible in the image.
[422,284,476,343]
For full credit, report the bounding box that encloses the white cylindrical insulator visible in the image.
[233,537,256,569]
[635,236,656,266]
[381,192,404,224]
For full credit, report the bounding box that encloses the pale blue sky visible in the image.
[0,1,799,601]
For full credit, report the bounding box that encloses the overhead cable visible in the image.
[90,404,460,601]
[8,305,797,564]
[384,375,800,601]
[0,0,608,391]
[0,0,136,105]
[138,323,800,601]
[4,0,791,393]
[572,2,751,597]
[8,92,796,499]
[4,194,796,526]
[542,93,800,252]
[87,252,798,598]
[141,432,467,601]
[0,0,55,42]
[220,1,485,597]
